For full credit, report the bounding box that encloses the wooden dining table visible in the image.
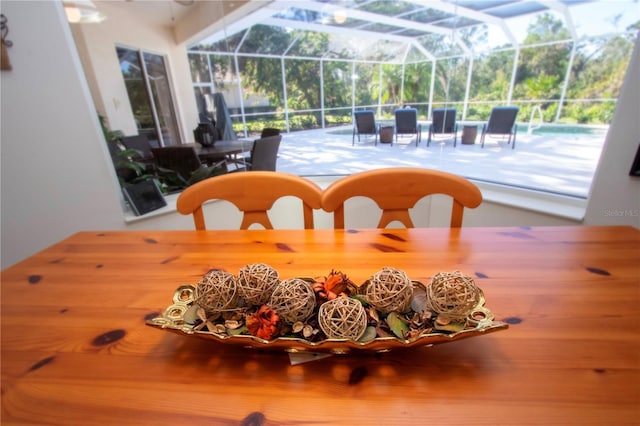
[2,226,638,425]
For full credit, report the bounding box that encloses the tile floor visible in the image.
[273,125,607,198]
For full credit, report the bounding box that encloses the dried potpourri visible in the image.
[187,267,479,343]
[311,270,356,302]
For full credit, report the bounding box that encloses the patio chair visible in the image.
[261,127,281,138]
[480,106,520,149]
[352,110,379,146]
[122,134,154,163]
[235,135,282,171]
[176,171,323,230]
[394,108,422,146]
[321,167,482,229]
[151,146,204,181]
[427,108,458,147]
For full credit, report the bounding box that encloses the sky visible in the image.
[489,0,640,46]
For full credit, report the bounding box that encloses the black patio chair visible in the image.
[352,110,379,146]
[235,135,282,172]
[261,127,281,138]
[480,106,520,149]
[151,146,204,181]
[427,108,458,147]
[394,108,422,146]
[122,134,154,163]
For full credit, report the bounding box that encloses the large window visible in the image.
[116,46,180,147]
[185,2,637,198]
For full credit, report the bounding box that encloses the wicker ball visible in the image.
[363,267,413,313]
[427,271,481,319]
[268,278,316,324]
[318,297,367,340]
[236,263,280,305]
[194,269,237,314]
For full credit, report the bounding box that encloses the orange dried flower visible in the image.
[246,305,281,340]
[312,270,354,302]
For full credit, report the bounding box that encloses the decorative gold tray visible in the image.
[147,280,508,354]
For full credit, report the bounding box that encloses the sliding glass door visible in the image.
[116,46,180,147]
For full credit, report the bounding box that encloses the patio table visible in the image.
[191,139,254,166]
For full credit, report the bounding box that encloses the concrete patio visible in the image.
[273,125,608,199]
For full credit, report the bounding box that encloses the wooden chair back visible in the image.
[177,171,323,230]
[321,168,482,229]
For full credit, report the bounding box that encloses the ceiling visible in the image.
[101,1,637,61]
[95,0,196,27]
[190,1,602,55]
[186,0,635,62]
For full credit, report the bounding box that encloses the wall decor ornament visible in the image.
[1,14,12,71]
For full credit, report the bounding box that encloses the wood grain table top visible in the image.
[2,226,639,425]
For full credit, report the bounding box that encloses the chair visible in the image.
[394,108,422,146]
[321,167,482,229]
[176,171,323,230]
[352,110,379,146]
[261,127,281,138]
[480,106,519,149]
[151,146,203,181]
[237,135,282,171]
[427,108,458,147]
[122,135,154,162]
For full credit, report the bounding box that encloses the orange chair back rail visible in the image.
[321,168,482,228]
[177,171,323,230]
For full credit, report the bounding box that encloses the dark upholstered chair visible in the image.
[427,108,458,147]
[394,108,422,146]
[151,146,203,181]
[238,135,282,171]
[260,127,281,138]
[122,135,154,162]
[480,106,520,149]
[352,110,379,146]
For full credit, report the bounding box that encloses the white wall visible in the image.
[0,0,125,268]
[0,1,636,269]
[73,0,200,139]
[584,33,640,228]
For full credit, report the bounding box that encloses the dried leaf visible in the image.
[411,287,429,313]
[367,307,380,324]
[434,320,466,333]
[358,326,377,342]
[303,324,314,338]
[227,324,248,336]
[292,321,304,333]
[375,325,392,338]
[225,320,242,329]
[386,312,409,339]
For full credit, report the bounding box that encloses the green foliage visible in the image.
[99,114,224,194]
[191,12,634,129]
